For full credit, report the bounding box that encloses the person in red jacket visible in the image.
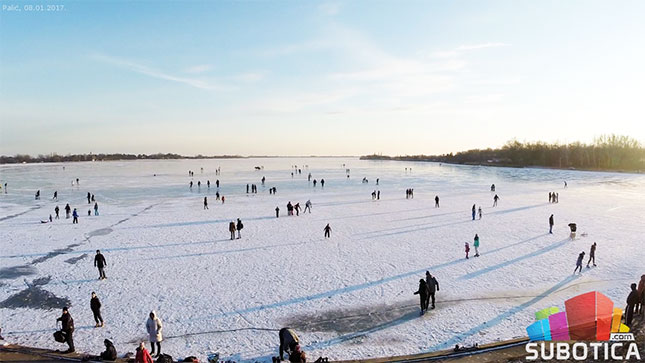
[135,342,153,363]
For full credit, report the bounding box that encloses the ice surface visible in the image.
[1,158,644,361]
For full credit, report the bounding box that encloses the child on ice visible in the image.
[465,242,470,259]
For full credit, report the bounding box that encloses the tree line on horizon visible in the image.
[361,135,645,171]
[0,153,244,164]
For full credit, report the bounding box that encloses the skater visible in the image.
[247,184,249,193]
[465,242,470,259]
[549,214,554,234]
[189,181,193,189]
[55,205,60,219]
[287,202,293,216]
[56,307,75,353]
[626,283,639,327]
[568,223,577,240]
[313,179,317,187]
[53,191,58,201]
[275,206,280,218]
[471,204,476,220]
[94,250,107,279]
[435,195,439,208]
[321,179,325,187]
[216,191,220,200]
[65,203,71,218]
[413,279,429,315]
[586,242,597,267]
[90,292,104,327]
[88,209,92,216]
[229,221,236,240]
[473,234,480,257]
[637,275,645,315]
[555,193,559,203]
[549,192,553,203]
[490,184,495,192]
[136,342,154,363]
[35,190,40,200]
[324,224,332,238]
[425,271,440,309]
[564,181,568,188]
[91,194,95,202]
[304,200,312,213]
[377,190,380,200]
[236,218,243,239]
[216,179,220,188]
[376,178,379,185]
[203,197,208,210]
[308,173,312,181]
[493,194,499,207]
[294,203,301,216]
[278,327,299,361]
[72,208,79,224]
[146,311,163,358]
[94,202,99,216]
[207,180,210,188]
[478,206,482,220]
[87,192,91,204]
[262,176,266,185]
[221,196,225,204]
[372,191,376,200]
[574,251,585,274]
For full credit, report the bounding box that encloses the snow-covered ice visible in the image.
[1,158,644,362]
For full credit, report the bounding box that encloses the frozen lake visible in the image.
[1,158,644,361]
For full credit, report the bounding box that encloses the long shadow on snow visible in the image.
[459,238,569,280]
[0,239,230,259]
[428,274,580,352]
[122,215,275,229]
[184,234,549,323]
[152,239,321,260]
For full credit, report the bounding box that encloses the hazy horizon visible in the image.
[2,0,644,156]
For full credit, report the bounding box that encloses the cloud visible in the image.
[431,42,510,58]
[91,54,222,90]
[184,64,213,74]
[319,2,341,16]
[234,72,265,82]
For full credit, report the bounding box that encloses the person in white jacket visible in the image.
[146,311,163,357]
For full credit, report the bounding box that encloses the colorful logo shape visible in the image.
[526,291,630,341]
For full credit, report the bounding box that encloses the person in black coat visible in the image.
[94,250,107,280]
[56,307,75,353]
[100,339,117,361]
[413,279,429,315]
[236,218,244,239]
[549,214,554,234]
[626,283,640,327]
[91,292,104,327]
[425,271,440,309]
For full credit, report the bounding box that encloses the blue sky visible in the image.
[1,0,644,156]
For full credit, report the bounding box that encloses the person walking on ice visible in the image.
[146,311,163,358]
[435,195,440,208]
[324,224,332,238]
[304,200,312,213]
[203,197,208,210]
[478,206,482,220]
[473,234,480,257]
[549,214,554,234]
[425,271,440,310]
[55,205,60,219]
[275,206,280,218]
[493,194,500,207]
[90,292,104,327]
[94,202,99,216]
[72,208,79,224]
[574,251,585,274]
[413,278,429,315]
[94,250,107,280]
[56,307,75,353]
[568,223,577,240]
[471,204,476,220]
[65,203,71,218]
[236,218,243,239]
[465,242,470,259]
[586,242,597,267]
[229,221,236,240]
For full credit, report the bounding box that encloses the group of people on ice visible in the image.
[414,271,440,315]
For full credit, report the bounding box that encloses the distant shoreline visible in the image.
[0,154,358,165]
[359,155,645,174]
